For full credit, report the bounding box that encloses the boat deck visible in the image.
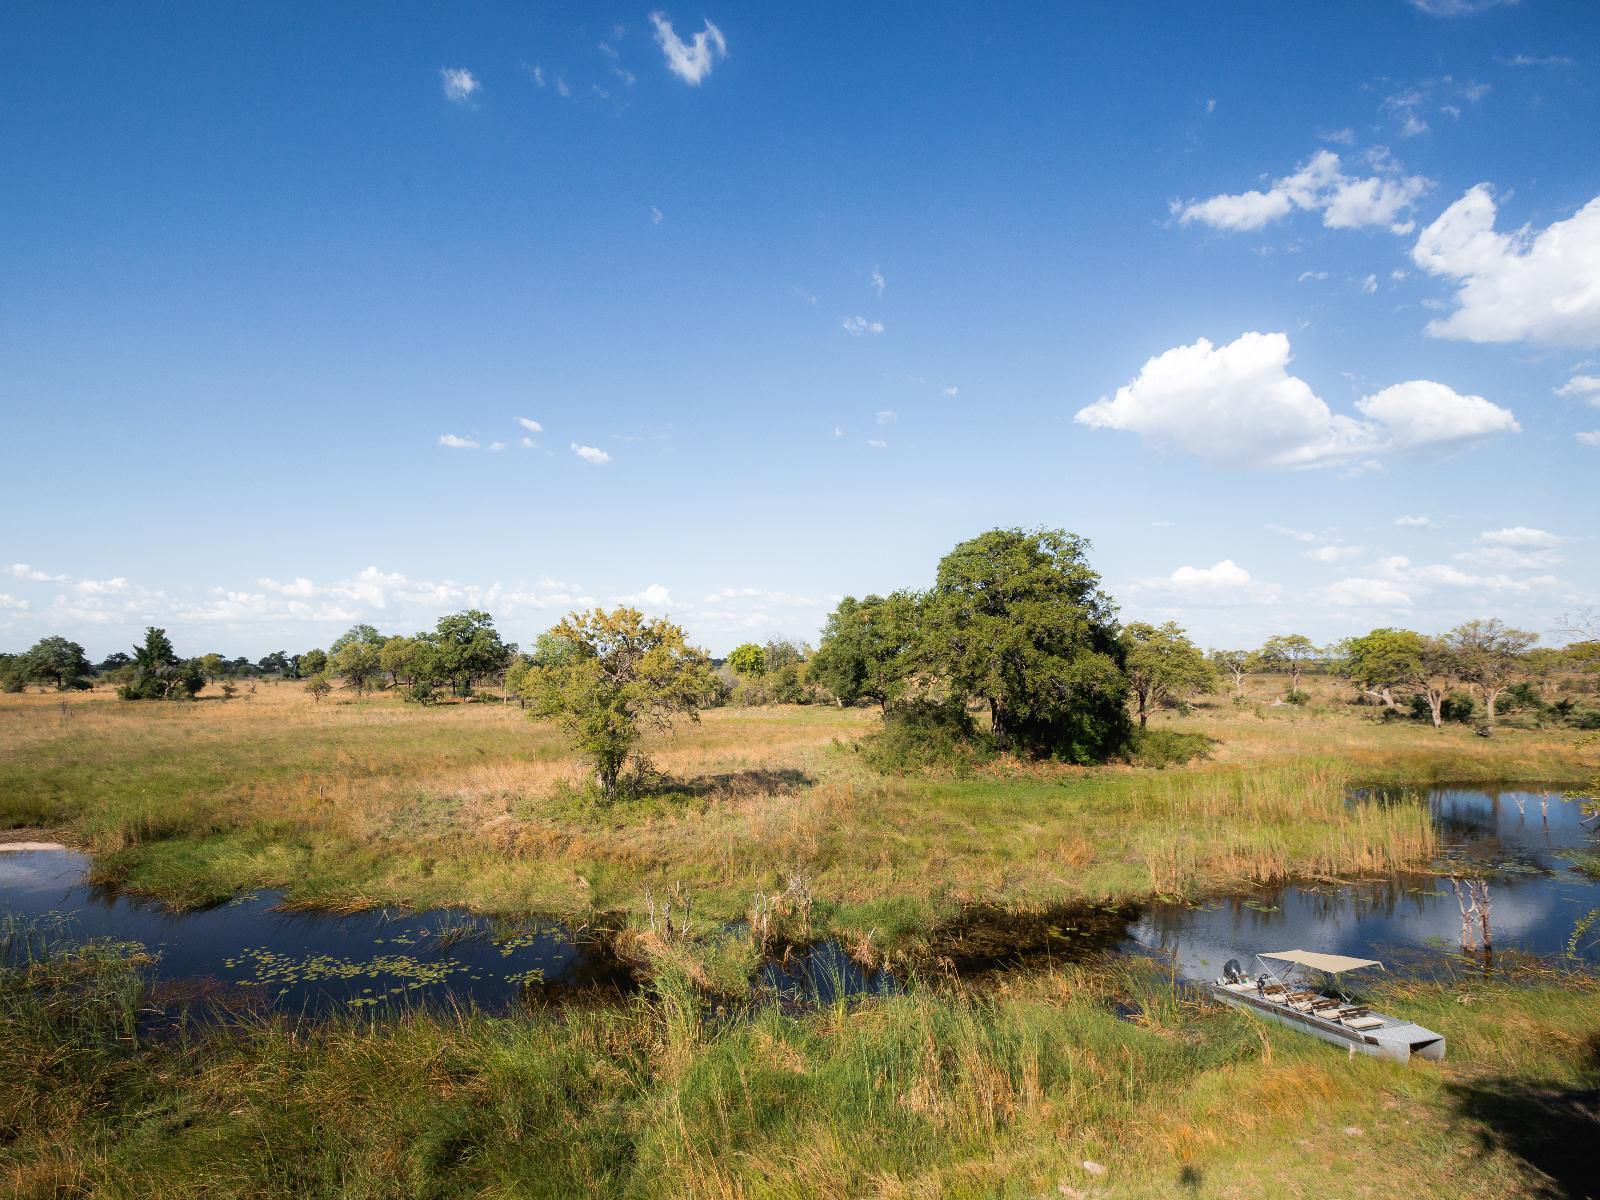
[1209,980,1446,1062]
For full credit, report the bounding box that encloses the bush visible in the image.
[860,700,995,775]
[1284,689,1311,706]
[1124,728,1214,769]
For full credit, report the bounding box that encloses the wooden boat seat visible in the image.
[1344,1016,1385,1030]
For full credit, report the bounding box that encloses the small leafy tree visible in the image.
[1447,618,1538,726]
[1209,649,1250,694]
[305,672,333,702]
[298,647,328,677]
[1410,635,1461,729]
[1121,621,1215,728]
[331,640,383,695]
[811,591,919,710]
[726,642,766,677]
[519,607,718,799]
[1250,634,1319,694]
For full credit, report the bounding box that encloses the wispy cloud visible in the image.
[9,563,65,583]
[875,410,897,426]
[1495,53,1574,67]
[649,11,727,85]
[515,417,543,433]
[440,68,480,103]
[1394,514,1436,527]
[870,267,885,297]
[571,443,611,465]
[650,205,664,225]
[842,315,884,336]
[438,434,480,449]
[1173,149,1430,235]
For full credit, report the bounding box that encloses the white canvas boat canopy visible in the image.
[1259,950,1384,974]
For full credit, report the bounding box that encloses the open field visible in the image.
[1,678,1594,947]
[3,932,1596,1200]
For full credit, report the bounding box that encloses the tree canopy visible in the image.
[1121,621,1215,728]
[810,591,919,711]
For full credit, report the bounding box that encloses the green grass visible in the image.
[2,929,1594,1199]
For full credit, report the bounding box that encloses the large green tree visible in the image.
[330,639,383,695]
[1121,621,1215,728]
[811,591,919,710]
[428,609,515,695]
[328,624,383,657]
[519,607,718,798]
[1447,618,1538,726]
[1338,627,1426,710]
[918,528,1129,761]
[22,636,93,691]
[725,642,766,678]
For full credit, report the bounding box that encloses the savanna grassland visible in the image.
[2,677,1592,943]
[3,679,1598,1199]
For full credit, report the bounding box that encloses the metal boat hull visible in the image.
[1208,983,1446,1062]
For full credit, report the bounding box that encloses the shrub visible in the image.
[1284,689,1311,706]
[1125,728,1214,769]
[860,700,995,775]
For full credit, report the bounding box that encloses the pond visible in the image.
[2,787,1595,1020]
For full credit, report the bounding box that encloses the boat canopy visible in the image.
[1259,950,1384,974]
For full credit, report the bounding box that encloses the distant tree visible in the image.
[428,609,515,695]
[762,638,808,673]
[305,672,333,702]
[1250,634,1319,694]
[95,651,132,675]
[810,592,919,711]
[330,640,383,695]
[1410,636,1461,730]
[298,648,328,677]
[121,627,181,700]
[328,624,383,657]
[1121,622,1215,729]
[198,652,226,683]
[1209,649,1250,694]
[503,653,534,709]
[519,607,718,799]
[381,635,442,701]
[726,642,766,678]
[22,636,93,691]
[1339,628,1426,711]
[1448,619,1538,726]
[918,527,1129,761]
[0,653,24,693]
[257,650,291,676]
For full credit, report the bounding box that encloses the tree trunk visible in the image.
[1426,688,1444,729]
[989,698,1009,747]
[1483,686,1501,724]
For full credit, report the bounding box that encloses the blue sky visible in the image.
[3,0,1598,658]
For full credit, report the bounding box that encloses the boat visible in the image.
[1207,949,1446,1063]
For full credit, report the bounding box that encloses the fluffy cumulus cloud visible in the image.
[1456,526,1568,570]
[1173,149,1430,235]
[1326,577,1415,607]
[649,12,726,85]
[1075,331,1518,469]
[9,563,65,582]
[1578,431,1600,446]
[571,443,611,465]
[1411,186,1600,346]
[618,583,673,609]
[1555,374,1600,403]
[440,68,480,103]
[842,315,885,336]
[1127,560,1281,610]
[515,417,543,433]
[438,434,479,449]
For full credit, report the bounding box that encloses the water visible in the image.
[0,849,633,1020]
[2,786,1595,1018]
[1130,786,1600,980]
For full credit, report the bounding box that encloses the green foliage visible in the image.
[811,592,918,709]
[305,673,333,702]
[1120,621,1214,729]
[118,627,196,700]
[859,698,994,775]
[330,640,383,695]
[1339,627,1425,707]
[19,635,94,691]
[298,648,328,677]
[257,650,291,676]
[918,527,1130,762]
[427,609,515,695]
[1249,633,1319,692]
[519,607,718,798]
[1125,727,1214,768]
[1447,618,1538,724]
[726,642,766,677]
[328,624,383,657]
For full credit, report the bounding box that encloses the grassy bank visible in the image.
[2,931,1595,1199]
[1,683,1594,946]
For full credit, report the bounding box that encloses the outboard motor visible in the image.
[1222,959,1245,985]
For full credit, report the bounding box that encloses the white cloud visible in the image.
[1266,523,1317,542]
[866,439,887,449]
[1206,98,1217,114]
[1321,127,1357,146]
[259,577,317,597]
[8,563,64,583]
[440,68,480,103]
[1495,53,1574,68]
[1075,331,1519,469]
[1374,555,1550,595]
[942,386,959,397]
[650,205,664,225]
[1298,270,1329,283]
[703,586,818,607]
[520,436,539,449]
[792,285,818,306]
[1578,431,1600,446]
[529,65,546,88]
[516,417,543,434]
[1407,0,1516,15]
[1306,545,1366,563]
[487,441,506,451]
[1555,374,1600,402]
[1476,526,1565,549]
[1326,577,1414,607]
[556,77,571,98]
[832,425,843,438]
[1394,514,1435,527]
[1361,273,1378,294]
[1411,186,1600,346]
[875,410,897,426]
[619,583,672,608]
[648,12,726,85]
[0,593,27,612]
[571,443,611,465]
[1170,560,1251,589]
[870,267,886,297]
[438,434,479,449]
[1174,149,1429,235]
[73,577,129,595]
[842,315,885,336]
